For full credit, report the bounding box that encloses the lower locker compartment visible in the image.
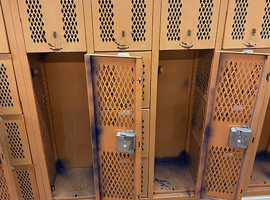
[249,100,270,191]
[30,53,95,199]
[154,50,213,195]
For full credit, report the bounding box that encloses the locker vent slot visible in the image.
[95,64,135,127]
[203,146,244,197]
[0,63,13,108]
[231,0,248,40]
[0,162,10,200]
[98,0,115,42]
[141,116,145,152]
[142,63,146,104]
[60,0,79,43]
[131,0,147,42]
[5,122,25,159]
[141,162,145,194]
[166,0,182,41]
[100,151,135,199]
[260,0,270,39]
[16,170,34,200]
[197,0,214,40]
[25,0,47,43]
[213,59,263,124]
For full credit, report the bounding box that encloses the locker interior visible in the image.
[28,52,95,199]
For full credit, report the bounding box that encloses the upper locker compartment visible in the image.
[17,0,86,52]
[0,3,9,53]
[160,0,221,50]
[92,0,153,51]
[223,0,270,49]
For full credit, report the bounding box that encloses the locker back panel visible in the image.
[223,0,270,49]
[92,0,153,51]
[202,53,266,199]
[18,0,86,52]
[0,56,22,115]
[0,118,32,166]
[160,0,220,50]
[86,55,142,200]
[13,166,39,200]
[0,4,9,53]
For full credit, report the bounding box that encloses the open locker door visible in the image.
[85,54,142,200]
[200,52,270,199]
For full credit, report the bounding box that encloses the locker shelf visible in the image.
[250,158,270,186]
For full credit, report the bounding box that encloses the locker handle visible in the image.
[114,40,130,50]
[242,42,256,48]
[180,42,194,49]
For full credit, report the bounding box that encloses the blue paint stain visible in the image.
[55,159,65,175]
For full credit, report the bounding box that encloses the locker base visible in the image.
[52,167,95,199]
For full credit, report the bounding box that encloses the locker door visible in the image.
[0,3,9,53]
[223,0,270,49]
[201,52,268,199]
[85,55,142,200]
[160,0,220,50]
[17,0,86,52]
[0,55,22,115]
[92,0,153,51]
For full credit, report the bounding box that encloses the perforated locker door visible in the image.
[92,0,153,51]
[85,54,142,200]
[0,55,22,115]
[99,52,151,109]
[201,53,267,199]
[160,0,220,50]
[13,165,39,200]
[0,3,9,53]
[17,0,86,52]
[223,0,270,49]
[0,116,32,166]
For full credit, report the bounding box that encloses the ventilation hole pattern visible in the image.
[100,151,135,199]
[131,0,147,42]
[25,0,47,43]
[60,0,79,43]
[203,146,244,196]
[213,60,263,124]
[188,134,201,182]
[0,63,13,108]
[5,122,25,159]
[0,162,10,200]
[166,0,182,41]
[16,170,34,200]
[260,0,270,39]
[98,0,115,42]
[142,64,146,103]
[231,0,248,40]
[141,117,145,152]
[197,0,214,40]
[141,162,144,193]
[95,64,135,128]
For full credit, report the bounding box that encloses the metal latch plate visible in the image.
[116,130,136,153]
[229,125,251,149]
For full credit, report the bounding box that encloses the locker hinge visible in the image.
[266,72,270,82]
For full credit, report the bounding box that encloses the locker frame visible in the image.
[0,2,9,53]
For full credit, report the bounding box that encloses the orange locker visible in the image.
[223,0,270,49]
[160,0,221,50]
[17,0,86,52]
[91,0,153,51]
[0,3,9,53]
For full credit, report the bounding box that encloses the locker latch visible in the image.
[229,125,251,149]
[116,130,136,153]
